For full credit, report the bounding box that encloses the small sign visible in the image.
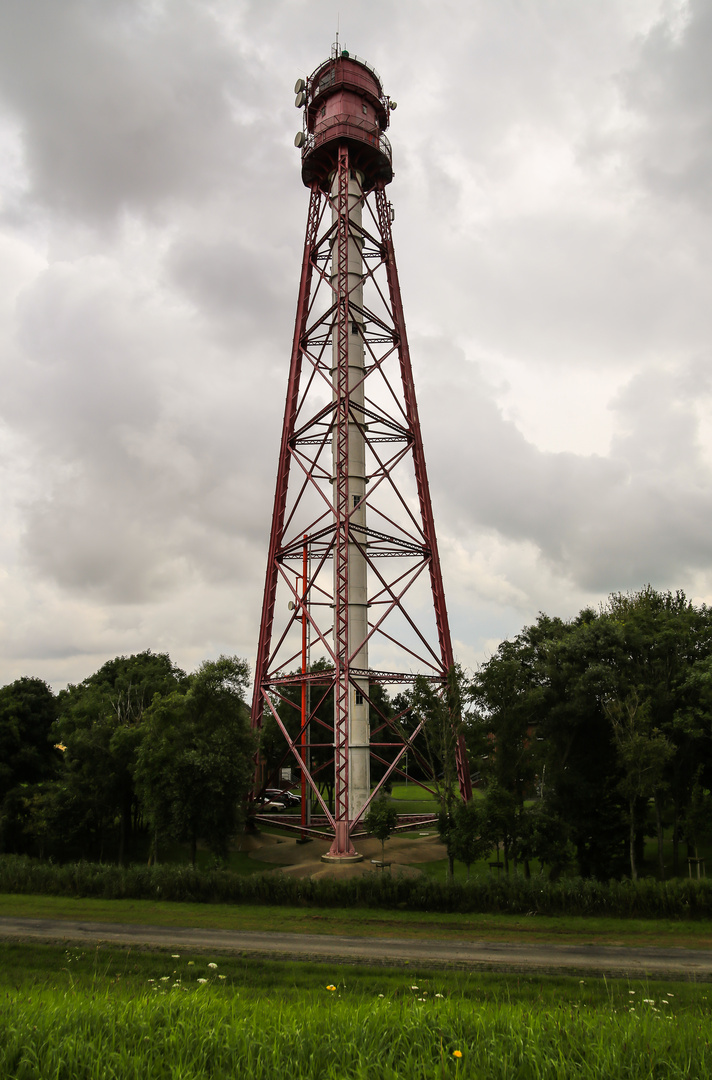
[280,768,292,783]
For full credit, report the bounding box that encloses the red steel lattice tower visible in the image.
[251,45,471,859]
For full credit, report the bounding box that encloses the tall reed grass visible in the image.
[1,978,709,1079]
[2,854,712,918]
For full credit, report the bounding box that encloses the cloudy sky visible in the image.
[1,0,711,690]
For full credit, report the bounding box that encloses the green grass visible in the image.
[413,853,549,883]
[639,834,712,880]
[386,781,439,815]
[3,892,712,948]
[1,943,711,1078]
[125,836,268,875]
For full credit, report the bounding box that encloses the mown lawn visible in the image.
[3,892,712,948]
[0,943,710,1078]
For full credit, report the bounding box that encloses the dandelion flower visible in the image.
[453,1050,463,1059]
[197,978,208,984]
[171,954,180,959]
[208,962,218,969]
[435,993,444,998]
[629,990,636,995]
[378,994,384,998]
[160,976,169,982]
[188,961,194,966]
[326,985,336,991]
[410,985,419,991]
[219,975,226,980]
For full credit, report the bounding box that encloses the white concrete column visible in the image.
[331,167,370,819]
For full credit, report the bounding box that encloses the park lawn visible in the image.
[3,892,712,949]
[1,944,711,1079]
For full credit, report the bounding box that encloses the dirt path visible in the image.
[2,916,711,979]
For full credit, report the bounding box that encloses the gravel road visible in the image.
[2,916,711,979]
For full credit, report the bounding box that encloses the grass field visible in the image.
[271,784,712,884]
[1,942,710,1078]
[3,892,712,948]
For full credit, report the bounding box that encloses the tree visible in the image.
[681,766,712,869]
[670,647,712,871]
[364,796,398,862]
[52,651,186,862]
[469,587,712,881]
[135,656,256,865]
[480,779,518,874]
[604,692,674,881]
[540,610,628,879]
[0,677,58,854]
[604,587,712,876]
[449,798,493,879]
[470,611,627,879]
[410,668,466,882]
[528,798,575,880]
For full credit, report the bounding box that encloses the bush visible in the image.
[2,854,712,918]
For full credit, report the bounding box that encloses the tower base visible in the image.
[321,821,363,862]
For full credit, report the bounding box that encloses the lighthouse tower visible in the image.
[251,44,471,859]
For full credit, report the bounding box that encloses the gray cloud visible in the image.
[0,0,259,220]
[0,0,711,687]
[419,341,712,594]
[622,0,712,212]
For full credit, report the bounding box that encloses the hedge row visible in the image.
[2,855,712,918]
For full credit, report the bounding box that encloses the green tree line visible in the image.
[0,652,255,865]
[466,586,712,881]
[3,585,712,881]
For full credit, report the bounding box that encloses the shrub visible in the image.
[2,854,712,918]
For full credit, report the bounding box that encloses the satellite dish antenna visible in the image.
[295,90,307,107]
[294,131,306,148]
[294,78,306,94]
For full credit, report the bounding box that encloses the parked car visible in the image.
[265,788,301,808]
[253,795,285,812]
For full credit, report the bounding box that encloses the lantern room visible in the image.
[295,51,394,190]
